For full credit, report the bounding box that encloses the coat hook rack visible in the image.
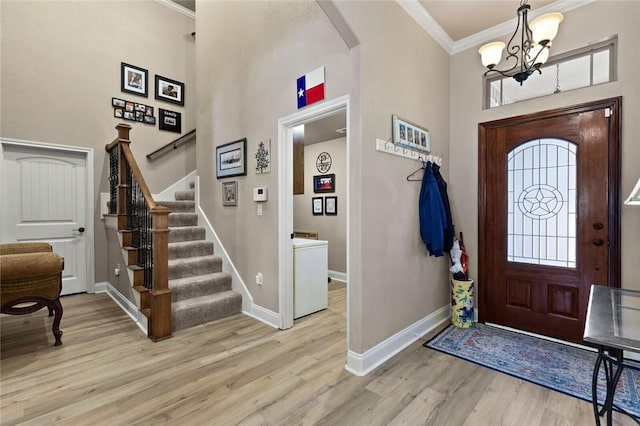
[375,139,442,165]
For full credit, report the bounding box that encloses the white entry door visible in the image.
[1,143,88,295]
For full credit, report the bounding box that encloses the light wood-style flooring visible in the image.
[1,285,635,425]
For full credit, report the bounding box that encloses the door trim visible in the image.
[477,97,622,324]
[0,137,95,293]
[277,95,350,335]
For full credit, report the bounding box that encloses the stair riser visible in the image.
[168,242,213,260]
[168,213,198,227]
[168,258,222,279]
[171,275,232,302]
[159,201,195,213]
[172,293,242,331]
[175,189,196,201]
[169,228,206,243]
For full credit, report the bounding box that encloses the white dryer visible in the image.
[293,238,328,319]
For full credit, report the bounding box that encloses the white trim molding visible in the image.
[396,0,454,53]
[98,282,148,335]
[155,0,195,19]
[346,304,450,376]
[247,304,280,329]
[329,270,347,283]
[154,170,196,201]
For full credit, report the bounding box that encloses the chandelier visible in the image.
[478,0,563,85]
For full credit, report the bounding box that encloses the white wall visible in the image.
[294,137,347,273]
[449,1,640,293]
[0,1,196,284]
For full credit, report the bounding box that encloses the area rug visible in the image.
[424,323,640,418]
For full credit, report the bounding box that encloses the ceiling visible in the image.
[303,110,347,145]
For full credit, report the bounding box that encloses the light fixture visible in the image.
[479,0,563,85]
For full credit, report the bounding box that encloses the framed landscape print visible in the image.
[216,138,247,179]
[121,63,148,97]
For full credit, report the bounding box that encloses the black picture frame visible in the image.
[112,97,126,108]
[312,197,323,215]
[216,138,247,179]
[313,174,335,193]
[121,63,148,97]
[325,196,337,215]
[158,108,181,133]
[155,74,185,106]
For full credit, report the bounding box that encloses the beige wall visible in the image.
[449,1,640,295]
[198,0,451,354]
[0,1,196,284]
[293,137,347,273]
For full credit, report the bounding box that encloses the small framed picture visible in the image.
[325,196,337,215]
[135,103,146,112]
[114,108,124,118]
[312,197,323,215]
[135,111,144,122]
[112,97,125,108]
[392,115,430,152]
[121,63,148,97]
[155,74,185,106]
[216,138,247,179]
[143,115,156,125]
[145,105,154,116]
[125,101,134,112]
[123,111,135,121]
[158,108,181,133]
[313,174,335,193]
[222,181,238,206]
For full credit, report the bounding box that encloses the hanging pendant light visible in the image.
[478,0,563,85]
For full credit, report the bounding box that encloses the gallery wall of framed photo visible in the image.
[113,62,186,133]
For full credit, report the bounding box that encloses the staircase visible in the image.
[161,182,242,331]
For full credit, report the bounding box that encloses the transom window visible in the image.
[486,37,617,109]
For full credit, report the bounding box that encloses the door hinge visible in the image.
[604,108,612,118]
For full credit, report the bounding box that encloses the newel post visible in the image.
[116,123,132,230]
[149,205,172,341]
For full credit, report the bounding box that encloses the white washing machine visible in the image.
[293,238,328,319]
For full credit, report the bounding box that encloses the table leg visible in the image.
[591,347,624,426]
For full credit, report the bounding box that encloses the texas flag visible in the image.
[297,66,325,109]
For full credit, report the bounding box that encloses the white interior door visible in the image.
[1,143,88,295]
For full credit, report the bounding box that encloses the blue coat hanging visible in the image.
[419,162,447,257]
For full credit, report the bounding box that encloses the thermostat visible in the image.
[253,186,268,202]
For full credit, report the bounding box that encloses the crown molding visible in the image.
[396,0,454,53]
[155,0,195,19]
[398,0,595,55]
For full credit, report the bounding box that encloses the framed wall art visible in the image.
[313,174,335,193]
[216,138,247,179]
[155,75,185,106]
[312,197,323,215]
[325,196,337,215]
[222,181,238,206]
[392,115,430,152]
[159,108,181,133]
[121,63,148,97]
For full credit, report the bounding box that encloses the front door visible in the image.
[1,142,89,295]
[478,98,621,343]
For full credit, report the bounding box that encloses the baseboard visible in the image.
[346,304,451,376]
[328,270,347,282]
[93,281,108,293]
[245,303,280,329]
[154,170,196,201]
[97,283,148,336]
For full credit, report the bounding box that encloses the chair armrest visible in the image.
[0,242,52,255]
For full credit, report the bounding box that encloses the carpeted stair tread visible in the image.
[169,272,232,302]
[174,189,195,201]
[168,226,206,243]
[172,291,242,331]
[168,213,198,227]
[168,240,214,259]
[168,255,222,279]
[159,200,195,213]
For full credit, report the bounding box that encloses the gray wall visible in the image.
[0,1,196,285]
[294,137,347,274]
[449,1,640,294]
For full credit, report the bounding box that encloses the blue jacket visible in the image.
[419,162,448,257]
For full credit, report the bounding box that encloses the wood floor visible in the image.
[1,285,635,425]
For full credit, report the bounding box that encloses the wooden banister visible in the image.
[105,123,172,342]
[146,129,196,161]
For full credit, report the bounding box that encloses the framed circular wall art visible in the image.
[316,152,332,173]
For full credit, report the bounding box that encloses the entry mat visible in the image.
[424,323,640,419]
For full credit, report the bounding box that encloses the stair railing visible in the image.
[105,123,172,341]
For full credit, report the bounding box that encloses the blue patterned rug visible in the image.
[425,323,640,418]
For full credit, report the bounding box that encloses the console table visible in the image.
[583,285,640,426]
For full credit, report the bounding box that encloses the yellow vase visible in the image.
[451,278,474,328]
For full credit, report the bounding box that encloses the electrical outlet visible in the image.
[256,272,263,286]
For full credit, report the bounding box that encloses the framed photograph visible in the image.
[216,138,247,179]
[114,108,124,118]
[312,197,323,215]
[313,174,335,193]
[392,115,430,152]
[155,74,184,106]
[123,111,135,121]
[121,63,148,97]
[325,196,337,215]
[145,105,154,116]
[112,97,125,108]
[158,108,181,133]
[143,115,156,125]
[125,101,134,112]
[222,181,238,206]
[135,111,144,122]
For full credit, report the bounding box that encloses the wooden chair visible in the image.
[0,243,64,346]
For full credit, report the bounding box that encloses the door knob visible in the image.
[73,227,85,233]
[592,238,604,246]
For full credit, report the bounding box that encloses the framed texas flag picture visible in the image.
[297,66,325,109]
